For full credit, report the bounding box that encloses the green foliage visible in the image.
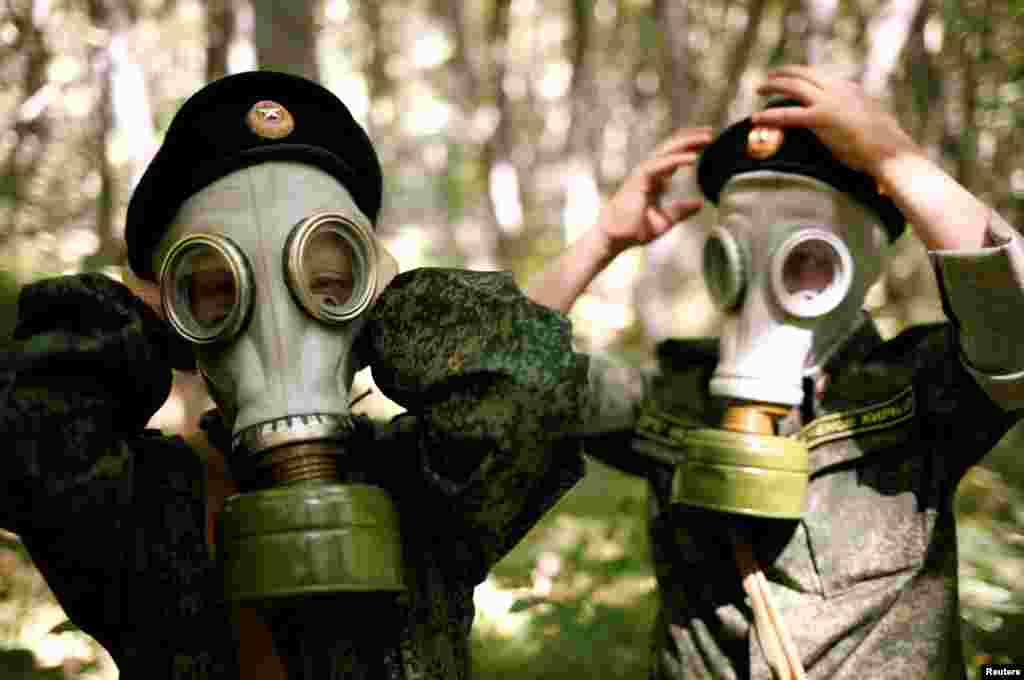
[0,269,20,341]
[473,461,655,680]
[958,425,1024,678]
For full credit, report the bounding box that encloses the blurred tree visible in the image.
[804,0,839,64]
[861,0,927,97]
[206,0,238,81]
[1,0,53,261]
[83,0,124,271]
[251,0,318,79]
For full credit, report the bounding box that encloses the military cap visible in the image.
[126,70,382,280]
[697,99,905,242]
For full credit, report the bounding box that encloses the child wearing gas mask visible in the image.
[528,65,1024,680]
[1,71,592,680]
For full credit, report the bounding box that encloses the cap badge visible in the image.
[246,100,295,140]
[746,126,784,160]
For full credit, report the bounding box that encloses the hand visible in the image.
[752,66,922,181]
[596,126,712,256]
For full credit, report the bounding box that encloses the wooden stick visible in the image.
[756,566,808,680]
[732,529,790,680]
[731,528,808,680]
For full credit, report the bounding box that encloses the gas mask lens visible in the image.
[305,230,356,312]
[160,234,253,344]
[771,229,852,318]
[285,212,376,323]
[703,227,746,310]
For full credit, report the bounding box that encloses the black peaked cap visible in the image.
[126,70,382,280]
[696,100,905,242]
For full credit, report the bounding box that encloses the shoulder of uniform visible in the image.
[865,322,953,367]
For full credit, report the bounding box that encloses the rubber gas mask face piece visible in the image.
[156,163,396,452]
[156,162,405,598]
[701,172,887,407]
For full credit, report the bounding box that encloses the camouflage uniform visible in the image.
[582,213,1024,680]
[0,267,590,680]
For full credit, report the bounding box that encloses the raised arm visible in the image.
[755,65,1024,410]
[358,267,592,574]
[0,274,233,674]
[525,127,712,312]
[2,273,191,518]
[753,66,988,251]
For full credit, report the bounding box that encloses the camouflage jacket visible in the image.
[0,268,590,680]
[581,211,1024,680]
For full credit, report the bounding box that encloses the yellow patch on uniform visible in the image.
[797,385,915,449]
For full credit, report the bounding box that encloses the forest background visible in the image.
[0,0,1022,678]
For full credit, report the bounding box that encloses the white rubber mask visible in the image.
[154,162,398,454]
[702,172,888,405]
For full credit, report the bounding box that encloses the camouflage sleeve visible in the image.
[574,355,660,477]
[930,210,1024,412]
[0,274,191,640]
[358,267,590,575]
[581,338,722,477]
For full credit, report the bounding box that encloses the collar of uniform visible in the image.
[640,315,916,472]
[791,314,919,474]
[771,312,885,436]
[820,312,886,382]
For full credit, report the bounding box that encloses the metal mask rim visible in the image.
[284,212,377,324]
[703,225,746,311]
[770,227,853,319]
[159,233,254,345]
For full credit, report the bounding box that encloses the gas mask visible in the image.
[671,171,889,519]
[154,161,404,601]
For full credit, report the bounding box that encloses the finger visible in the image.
[653,127,714,157]
[763,65,828,90]
[662,198,704,223]
[653,127,712,153]
[755,75,821,106]
[643,151,701,183]
[645,206,673,234]
[750,104,829,129]
[656,133,713,159]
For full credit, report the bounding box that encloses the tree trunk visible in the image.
[464,0,512,270]
[861,0,927,97]
[702,0,769,128]
[631,0,701,343]
[206,0,238,82]
[804,0,839,64]
[953,0,980,191]
[251,0,319,80]
[654,0,697,126]
[1,3,50,250]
